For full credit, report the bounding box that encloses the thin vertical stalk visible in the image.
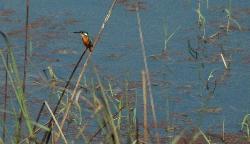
[142,70,148,143]
[3,49,8,143]
[135,116,139,144]
[18,0,30,141]
[136,3,160,144]
[23,0,29,94]
[222,119,225,141]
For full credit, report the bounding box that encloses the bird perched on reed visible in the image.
[74,31,93,52]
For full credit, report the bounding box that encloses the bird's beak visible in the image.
[73,31,81,33]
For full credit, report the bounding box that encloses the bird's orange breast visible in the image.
[82,36,90,46]
[81,35,93,52]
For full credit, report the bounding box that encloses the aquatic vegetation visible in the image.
[162,19,180,52]
[0,31,33,142]
[241,114,250,139]
[0,0,250,143]
[224,0,242,32]
[195,0,206,39]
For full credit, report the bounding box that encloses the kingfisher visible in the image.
[74,31,93,52]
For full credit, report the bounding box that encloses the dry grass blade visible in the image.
[136,2,160,144]
[44,101,68,144]
[220,53,228,69]
[199,128,211,144]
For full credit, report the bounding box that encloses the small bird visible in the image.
[74,31,93,52]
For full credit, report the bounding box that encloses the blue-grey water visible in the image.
[1,0,250,142]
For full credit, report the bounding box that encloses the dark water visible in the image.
[1,0,250,140]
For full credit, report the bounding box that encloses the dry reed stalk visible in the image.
[136,3,160,144]
[142,70,149,143]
